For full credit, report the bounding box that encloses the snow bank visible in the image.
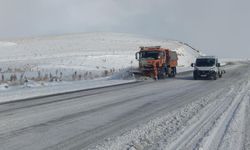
[91,74,250,150]
[91,90,220,150]
[0,78,136,103]
[0,83,9,90]
[0,41,17,47]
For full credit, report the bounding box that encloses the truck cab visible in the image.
[191,56,224,80]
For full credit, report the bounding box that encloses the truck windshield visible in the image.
[140,51,159,60]
[196,59,215,67]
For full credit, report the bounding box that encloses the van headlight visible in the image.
[209,67,216,72]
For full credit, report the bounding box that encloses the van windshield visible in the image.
[140,51,160,60]
[196,58,215,67]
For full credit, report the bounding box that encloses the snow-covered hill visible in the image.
[0,32,200,91]
[0,32,199,75]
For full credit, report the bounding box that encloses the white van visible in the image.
[191,56,225,80]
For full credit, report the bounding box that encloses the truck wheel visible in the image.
[158,73,165,79]
[169,67,176,78]
[171,72,175,78]
[158,69,166,79]
[172,67,177,77]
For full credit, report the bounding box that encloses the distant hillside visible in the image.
[0,32,201,84]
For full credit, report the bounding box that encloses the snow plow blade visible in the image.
[129,70,143,78]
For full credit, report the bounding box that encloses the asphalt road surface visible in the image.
[0,61,249,150]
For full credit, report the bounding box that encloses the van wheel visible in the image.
[213,74,217,80]
[219,73,222,78]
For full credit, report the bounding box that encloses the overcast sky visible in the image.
[0,0,249,58]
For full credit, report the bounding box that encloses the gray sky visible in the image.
[0,0,249,58]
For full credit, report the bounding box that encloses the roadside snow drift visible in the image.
[91,66,250,150]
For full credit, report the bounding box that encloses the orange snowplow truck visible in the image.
[135,46,178,80]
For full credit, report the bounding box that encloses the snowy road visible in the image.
[0,62,249,150]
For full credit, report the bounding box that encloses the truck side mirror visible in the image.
[135,52,139,60]
[216,63,221,67]
[191,63,194,67]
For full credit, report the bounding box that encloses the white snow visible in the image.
[0,78,137,103]
[0,33,249,149]
[0,41,17,47]
[0,83,9,90]
[0,32,200,102]
[1,32,248,150]
[90,66,250,150]
[196,81,249,150]
[218,94,249,150]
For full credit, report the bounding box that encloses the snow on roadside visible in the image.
[163,79,250,150]
[196,81,249,150]
[0,78,136,104]
[0,41,17,47]
[218,94,249,150]
[90,88,225,150]
[244,89,250,150]
[0,83,9,90]
[90,73,250,150]
[0,66,193,103]
[165,86,236,150]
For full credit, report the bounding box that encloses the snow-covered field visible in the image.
[0,32,200,102]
